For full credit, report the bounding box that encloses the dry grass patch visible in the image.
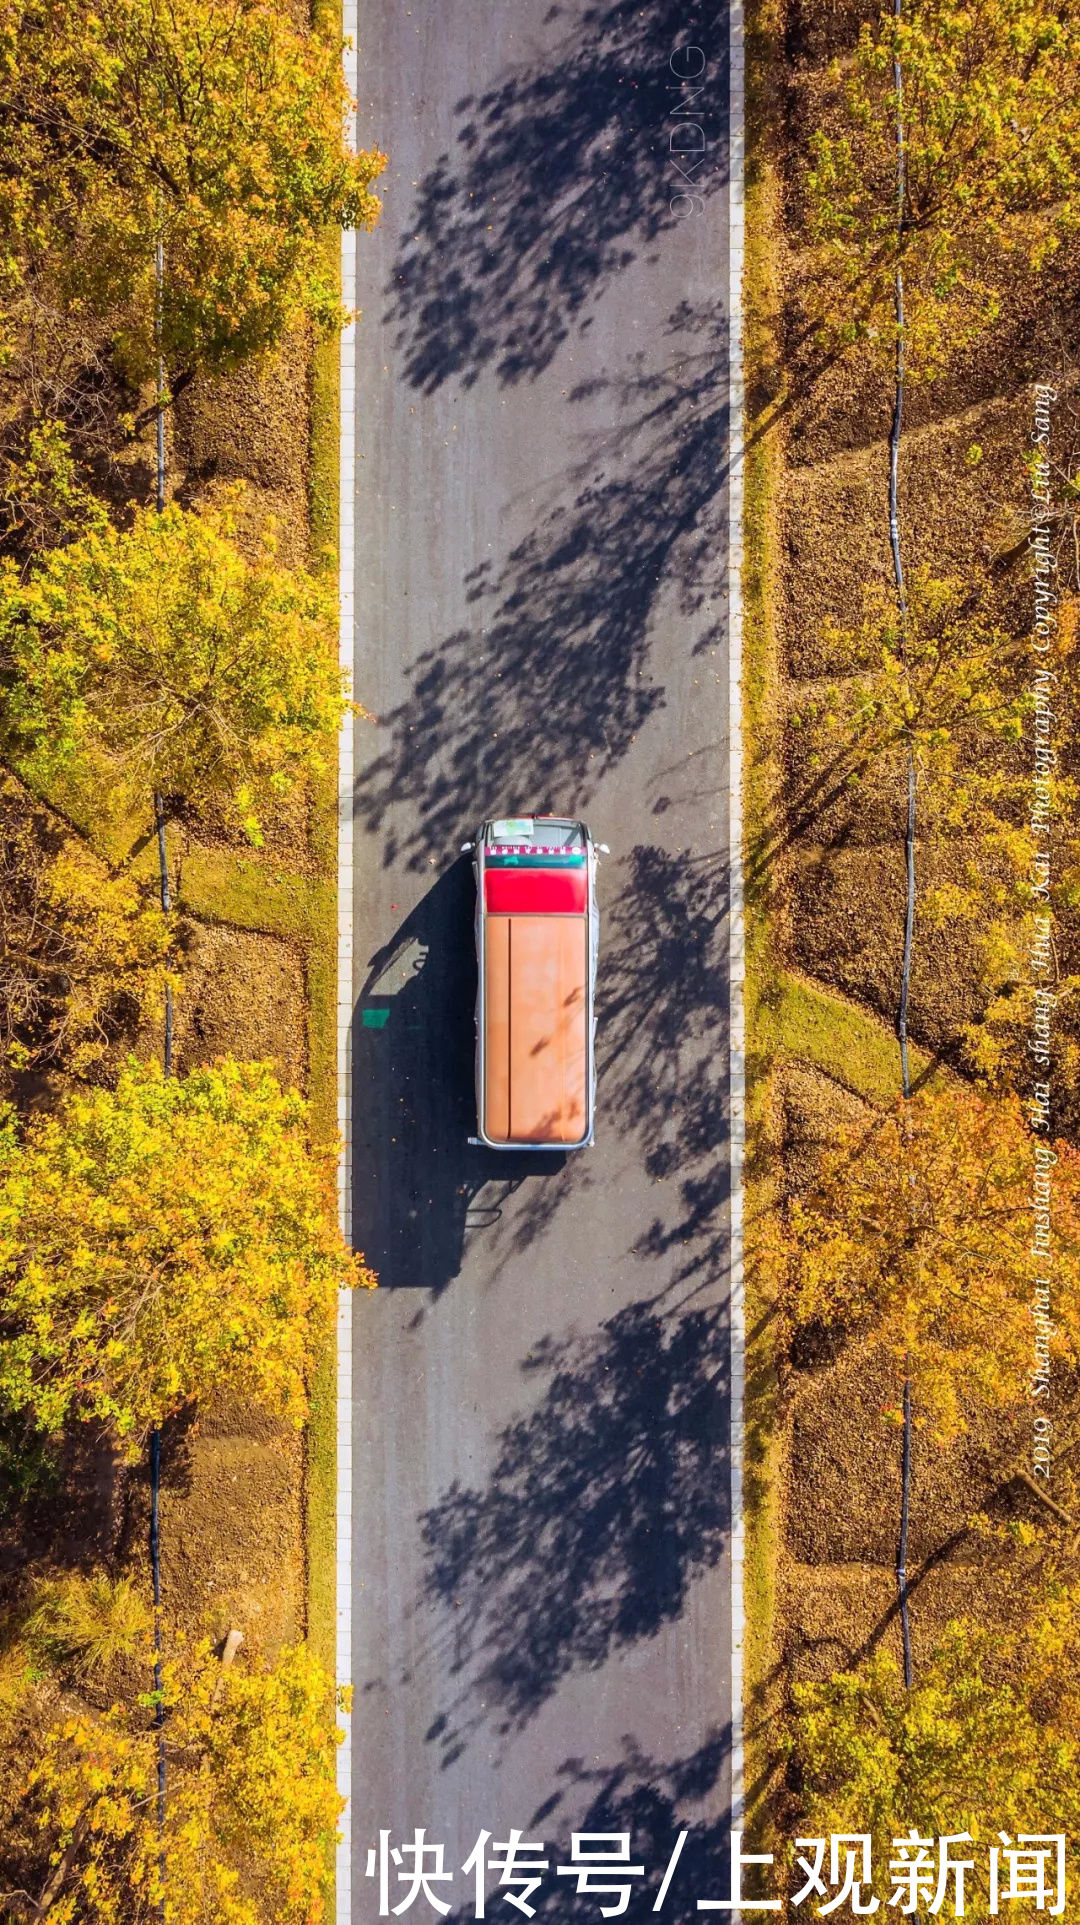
[120,1396,305,1657]
[788,839,1012,1052]
[173,331,313,567]
[169,925,308,1091]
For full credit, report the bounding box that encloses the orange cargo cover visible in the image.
[483,913,588,1144]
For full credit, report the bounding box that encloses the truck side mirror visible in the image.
[461,841,475,853]
[596,843,610,854]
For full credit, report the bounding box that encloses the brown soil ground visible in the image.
[168,923,309,1091]
[122,1398,306,1656]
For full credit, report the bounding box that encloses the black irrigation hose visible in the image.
[151,233,169,1915]
[154,790,174,1081]
[889,0,916,1693]
[150,786,170,1912]
[150,1429,167,1840]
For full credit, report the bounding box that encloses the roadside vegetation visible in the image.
[0,1614,345,1925]
[0,0,383,396]
[805,0,1080,376]
[769,1085,1080,1443]
[0,0,383,1914]
[0,1060,360,1446]
[794,1600,1080,1899]
[3,491,350,842]
[744,0,1080,1877]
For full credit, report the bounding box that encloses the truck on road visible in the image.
[467,816,603,1150]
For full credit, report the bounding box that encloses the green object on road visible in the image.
[361,1006,390,1029]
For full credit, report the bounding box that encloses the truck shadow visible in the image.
[351,856,566,1293]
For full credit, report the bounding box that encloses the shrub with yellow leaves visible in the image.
[791,1598,1080,1912]
[0,775,175,1076]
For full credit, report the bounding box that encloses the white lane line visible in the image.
[336,4,359,1920]
[727,0,748,1861]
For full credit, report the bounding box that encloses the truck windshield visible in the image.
[486,817,584,851]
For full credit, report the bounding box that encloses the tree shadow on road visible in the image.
[525,1731,735,1922]
[425,1731,734,1922]
[357,1,734,875]
[414,1290,730,1769]
[385,0,729,396]
[598,842,732,1282]
[354,323,730,876]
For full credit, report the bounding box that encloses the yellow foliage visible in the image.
[0,1057,372,1451]
[0,0,386,382]
[15,1642,346,1923]
[818,571,1037,856]
[1,494,354,841]
[792,1597,1080,1911]
[0,774,175,1073]
[815,572,1075,1024]
[960,969,1080,1089]
[805,0,1080,374]
[0,419,101,557]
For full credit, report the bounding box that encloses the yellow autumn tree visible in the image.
[0,1057,370,1452]
[0,0,385,385]
[0,419,102,560]
[0,774,175,1075]
[0,494,350,842]
[805,0,1080,373]
[807,572,1034,857]
[791,1598,1080,1913]
[799,572,1057,1012]
[769,1083,1080,1441]
[10,1641,345,1925]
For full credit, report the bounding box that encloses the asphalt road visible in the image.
[346,1,736,1916]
